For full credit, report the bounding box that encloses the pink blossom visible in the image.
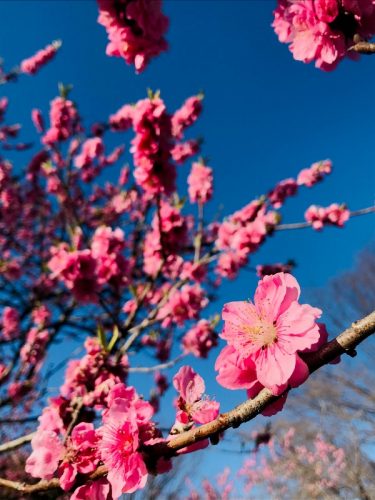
[182,319,217,358]
[60,339,128,405]
[272,1,375,70]
[0,97,8,123]
[172,95,203,139]
[171,139,200,164]
[20,327,49,366]
[59,422,99,491]
[305,203,350,230]
[188,161,213,204]
[97,0,169,73]
[325,203,350,226]
[131,96,175,195]
[25,430,63,479]
[1,306,19,340]
[118,166,129,186]
[48,245,100,303]
[297,160,332,187]
[99,384,153,497]
[220,273,321,387]
[0,363,7,380]
[109,104,134,130]
[37,399,65,434]
[31,109,44,133]
[75,137,104,168]
[91,225,128,286]
[143,202,188,277]
[215,345,258,391]
[20,41,61,75]
[71,478,111,500]
[217,203,273,252]
[267,178,298,208]
[216,251,247,280]
[32,305,51,327]
[215,345,310,416]
[158,284,208,328]
[42,96,80,145]
[173,366,220,425]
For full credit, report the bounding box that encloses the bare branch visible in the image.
[128,354,186,373]
[0,432,34,455]
[350,41,375,54]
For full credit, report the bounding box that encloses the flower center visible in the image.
[244,320,277,347]
[118,429,134,455]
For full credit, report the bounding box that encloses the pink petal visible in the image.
[173,365,205,403]
[192,400,220,424]
[255,346,297,388]
[289,356,309,388]
[215,345,258,390]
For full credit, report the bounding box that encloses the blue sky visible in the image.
[0,0,374,490]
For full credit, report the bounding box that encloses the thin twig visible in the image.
[275,206,375,231]
[128,354,187,373]
[0,432,35,454]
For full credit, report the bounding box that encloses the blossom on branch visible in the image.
[272,0,375,70]
[216,273,326,406]
[305,203,350,229]
[97,0,169,72]
[188,161,213,204]
[20,41,61,75]
[173,365,220,428]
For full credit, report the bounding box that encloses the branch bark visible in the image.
[0,310,374,494]
[0,432,34,455]
[350,41,375,54]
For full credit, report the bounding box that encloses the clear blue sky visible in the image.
[1,0,374,490]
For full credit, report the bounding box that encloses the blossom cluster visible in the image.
[20,41,61,75]
[48,226,130,302]
[97,0,169,72]
[272,0,375,70]
[25,338,165,498]
[305,203,350,229]
[42,96,81,145]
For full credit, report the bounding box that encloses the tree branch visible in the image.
[0,432,35,455]
[156,309,375,454]
[350,41,375,54]
[275,206,375,231]
[0,310,374,493]
[128,354,186,373]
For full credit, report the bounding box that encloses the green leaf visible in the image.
[97,322,107,351]
[107,325,119,353]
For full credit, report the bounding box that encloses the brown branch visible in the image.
[157,309,375,454]
[1,310,374,494]
[0,477,61,494]
[0,432,34,455]
[350,41,375,54]
[275,206,375,231]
